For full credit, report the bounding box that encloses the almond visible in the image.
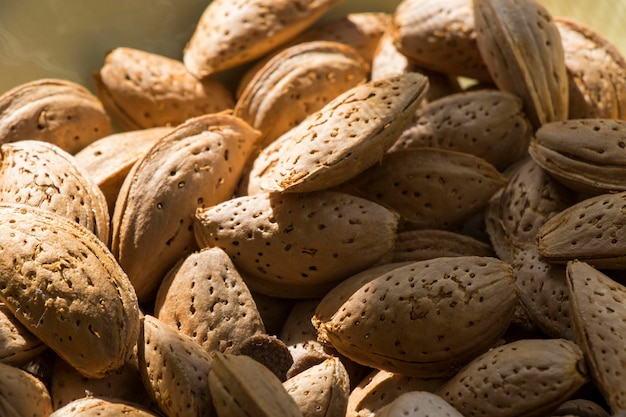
[234,41,368,149]
[552,399,610,417]
[438,338,588,417]
[0,361,53,416]
[0,303,46,366]
[392,229,494,263]
[343,148,506,230]
[183,0,340,78]
[0,203,140,378]
[111,113,261,303]
[375,391,464,417]
[283,357,350,417]
[0,140,110,243]
[49,397,158,417]
[95,47,234,130]
[537,191,626,269]
[193,191,398,298]
[567,260,626,413]
[530,119,626,195]
[313,256,517,377]
[74,127,174,214]
[208,352,303,417]
[391,0,491,81]
[245,72,428,194]
[137,315,215,417]
[474,0,569,128]
[390,90,532,171]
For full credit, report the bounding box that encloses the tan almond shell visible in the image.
[193,191,398,299]
[530,119,626,195]
[283,357,350,417]
[391,0,491,81]
[511,243,574,341]
[49,355,150,410]
[390,90,532,171]
[245,72,429,194]
[486,157,576,261]
[537,191,626,269]
[0,303,46,366]
[567,260,626,413]
[94,47,234,131]
[209,352,303,417]
[0,140,110,244]
[375,391,464,417]
[0,203,140,379]
[183,0,340,78]
[111,114,261,303]
[0,78,111,154]
[313,256,517,377]
[392,229,494,263]
[346,369,447,417]
[49,397,158,417]
[234,41,368,149]
[0,361,53,417]
[138,315,215,417]
[154,247,265,354]
[556,18,626,120]
[552,399,611,417]
[437,338,588,417]
[343,148,506,230]
[74,127,174,214]
[474,0,568,128]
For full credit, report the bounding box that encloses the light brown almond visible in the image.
[375,391,464,417]
[0,203,140,378]
[0,362,53,417]
[0,303,46,366]
[0,79,111,154]
[49,397,158,417]
[111,113,261,303]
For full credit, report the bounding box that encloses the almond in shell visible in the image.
[0,361,53,417]
[193,191,398,298]
[375,391,464,417]
[0,303,46,366]
[392,229,494,263]
[0,203,140,378]
[95,47,234,131]
[49,397,158,417]
[111,113,261,303]
[313,256,517,377]
[0,79,111,154]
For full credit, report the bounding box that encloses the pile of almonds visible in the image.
[1,0,626,416]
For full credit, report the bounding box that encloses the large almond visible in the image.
[193,191,398,298]
[0,203,140,378]
[111,113,261,303]
[313,256,517,377]
[245,72,428,194]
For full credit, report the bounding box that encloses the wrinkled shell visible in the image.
[346,369,446,417]
[313,256,517,377]
[392,229,494,263]
[375,391,464,417]
[0,78,111,154]
[530,119,626,194]
[283,357,350,417]
[0,140,110,243]
[184,0,340,78]
[474,0,568,128]
[567,261,626,413]
[193,191,398,298]
[155,247,265,354]
[112,114,261,303]
[209,352,303,417]
[246,72,428,194]
[391,0,491,81]
[557,18,626,120]
[137,315,215,417]
[390,90,532,170]
[438,339,588,417]
[344,148,506,230]
[0,361,53,417]
[537,191,626,269]
[0,303,46,365]
[49,397,158,417]
[0,203,140,378]
[74,127,173,214]
[95,47,234,130]
[235,41,368,148]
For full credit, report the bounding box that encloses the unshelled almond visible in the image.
[375,391,463,417]
[392,229,494,263]
[0,303,46,366]
[49,397,158,417]
[0,361,53,417]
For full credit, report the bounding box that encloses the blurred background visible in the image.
[0,0,623,94]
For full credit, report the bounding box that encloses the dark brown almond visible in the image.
[392,229,494,263]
